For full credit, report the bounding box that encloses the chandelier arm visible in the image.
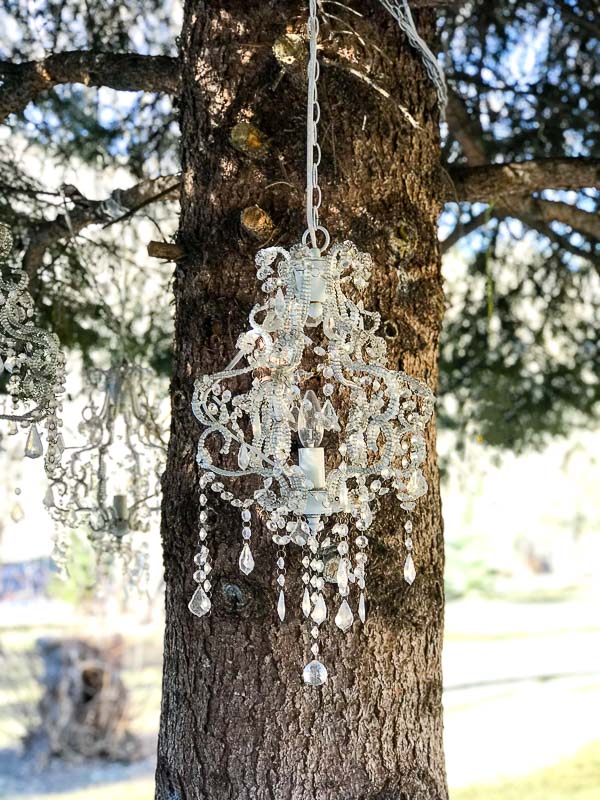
[196,424,280,478]
[0,404,45,422]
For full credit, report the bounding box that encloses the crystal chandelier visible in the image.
[48,358,167,577]
[0,223,66,477]
[190,1,434,685]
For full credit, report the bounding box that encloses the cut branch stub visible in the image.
[147,241,185,261]
[240,205,275,240]
[230,121,269,157]
[272,34,307,87]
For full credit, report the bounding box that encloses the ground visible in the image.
[0,595,599,800]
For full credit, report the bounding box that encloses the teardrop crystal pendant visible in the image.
[404,553,416,585]
[303,659,328,687]
[24,424,43,459]
[43,485,55,508]
[358,592,366,623]
[237,442,250,471]
[239,542,255,575]
[310,593,327,625]
[336,558,349,596]
[302,587,311,618]
[321,399,340,431]
[334,599,354,632]
[277,589,286,621]
[188,585,212,617]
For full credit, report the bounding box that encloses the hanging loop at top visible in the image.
[304,0,329,253]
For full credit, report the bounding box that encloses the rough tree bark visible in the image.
[157,2,446,798]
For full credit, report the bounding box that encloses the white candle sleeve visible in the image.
[298,447,326,489]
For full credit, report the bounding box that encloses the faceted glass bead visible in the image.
[188,586,211,617]
[239,542,255,575]
[303,659,328,686]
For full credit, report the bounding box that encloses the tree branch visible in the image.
[0,51,180,122]
[501,196,600,244]
[449,158,600,203]
[445,89,487,166]
[443,85,600,253]
[440,209,489,253]
[24,174,180,280]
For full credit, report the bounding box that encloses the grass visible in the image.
[16,777,154,800]
[453,741,600,800]
[12,742,600,800]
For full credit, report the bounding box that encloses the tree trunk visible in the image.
[156,2,446,799]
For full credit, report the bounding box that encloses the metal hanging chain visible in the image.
[378,0,448,113]
[302,0,447,251]
[303,0,330,252]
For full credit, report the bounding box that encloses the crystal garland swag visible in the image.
[0,223,66,477]
[47,359,167,578]
[189,1,435,685]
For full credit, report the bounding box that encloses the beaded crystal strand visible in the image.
[188,474,213,617]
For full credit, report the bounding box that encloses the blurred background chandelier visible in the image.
[190,0,434,685]
[0,223,65,477]
[48,357,167,579]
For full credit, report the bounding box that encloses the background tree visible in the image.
[0,1,598,798]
